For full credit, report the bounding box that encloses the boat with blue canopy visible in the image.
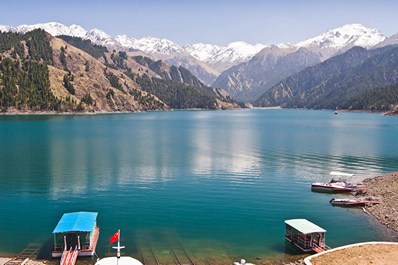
[52,212,100,259]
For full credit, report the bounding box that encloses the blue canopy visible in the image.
[53,212,98,233]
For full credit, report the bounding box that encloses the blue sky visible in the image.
[1,0,397,45]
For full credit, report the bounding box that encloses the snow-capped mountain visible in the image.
[115,35,186,56]
[114,36,265,73]
[114,35,218,84]
[85,28,117,47]
[185,43,221,62]
[185,41,266,72]
[0,22,265,80]
[1,22,87,38]
[297,23,385,49]
[212,23,387,102]
[295,23,386,59]
[374,33,398,48]
[0,22,392,95]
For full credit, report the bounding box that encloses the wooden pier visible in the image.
[137,238,159,265]
[136,232,195,265]
[4,243,41,265]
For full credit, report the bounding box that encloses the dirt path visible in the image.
[307,243,398,265]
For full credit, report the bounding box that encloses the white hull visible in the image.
[95,256,143,265]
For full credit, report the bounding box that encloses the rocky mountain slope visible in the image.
[295,23,385,59]
[0,22,87,38]
[254,45,398,110]
[374,33,398,48]
[113,35,219,85]
[0,22,266,85]
[0,30,237,113]
[213,24,387,102]
[2,22,396,108]
[213,46,321,102]
[185,41,266,73]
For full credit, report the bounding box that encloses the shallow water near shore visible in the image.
[0,109,397,263]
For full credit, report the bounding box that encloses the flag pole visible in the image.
[117,229,120,258]
[112,229,125,259]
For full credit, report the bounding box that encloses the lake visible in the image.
[0,109,397,262]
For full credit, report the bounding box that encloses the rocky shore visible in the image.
[294,173,398,265]
[359,173,398,233]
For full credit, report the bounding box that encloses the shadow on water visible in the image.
[37,239,98,264]
[283,241,305,255]
[37,239,53,260]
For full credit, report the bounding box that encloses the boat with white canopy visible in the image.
[311,171,363,193]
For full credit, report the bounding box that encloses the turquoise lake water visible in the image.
[0,109,397,261]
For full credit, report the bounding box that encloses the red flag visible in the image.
[110,231,119,244]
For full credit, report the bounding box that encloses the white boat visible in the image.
[311,181,360,193]
[330,197,382,207]
[95,230,143,265]
[95,256,143,265]
[311,172,363,193]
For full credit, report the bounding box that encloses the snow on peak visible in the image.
[186,41,267,65]
[185,43,221,62]
[67,24,87,37]
[115,35,185,55]
[0,25,10,32]
[6,22,87,37]
[84,28,116,46]
[0,21,390,72]
[296,23,386,49]
[136,37,186,55]
[114,34,135,47]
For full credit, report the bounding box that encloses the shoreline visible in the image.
[304,242,398,265]
[1,173,397,265]
[0,258,53,265]
[1,107,397,116]
[358,172,398,234]
[0,255,305,265]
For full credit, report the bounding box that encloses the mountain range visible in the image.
[0,22,265,86]
[1,22,398,112]
[255,45,398,109]
[213,24,389,101]
[0,29,237,113]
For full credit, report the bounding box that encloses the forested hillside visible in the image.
[255,45,398,111]
[341,83,398,111]
[58,35,108,59]
[0,30,238,113]
[127,56,235,109]
[0,30,60,111]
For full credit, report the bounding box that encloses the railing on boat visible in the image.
[311,243,331,253]
[60,246,79,265]
[89,226,100,250]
